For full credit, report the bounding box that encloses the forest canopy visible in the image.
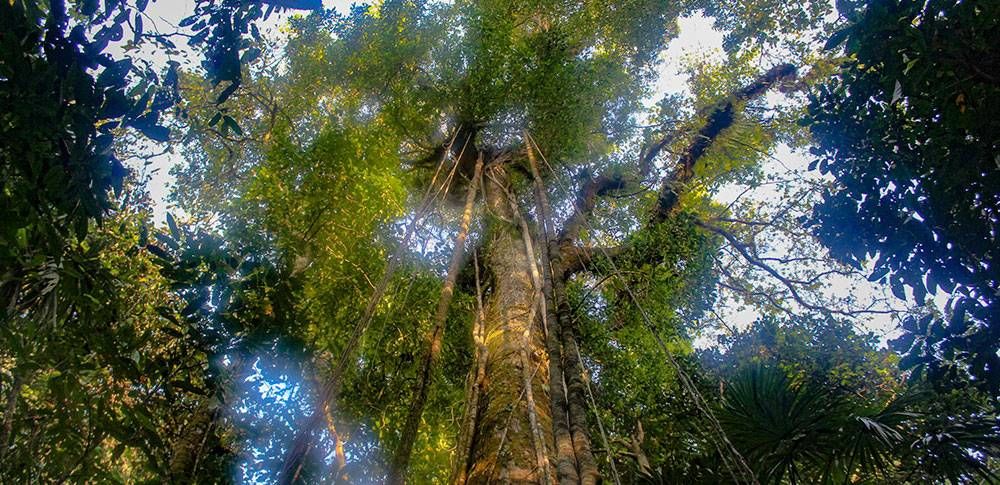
[1,0,998,483]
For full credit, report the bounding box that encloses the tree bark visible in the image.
[453,250,489,484]
[548,245,600,485]
[526,138,599,485]
[651,63,796,223]
[509,191,554,485]
[463,163,555,483]
[0,371,23,464]
[169,401,215,482]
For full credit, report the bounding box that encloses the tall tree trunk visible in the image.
[526,140,597,484]
[463,163,554,483]
[169,401,216,482]
[548,247,600,485]
[453,250,489,485]
[0,371,23,464]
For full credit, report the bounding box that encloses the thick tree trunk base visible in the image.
[462,165,554,484]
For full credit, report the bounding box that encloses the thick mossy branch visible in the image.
[560,173,629,243]
[557,65,796,280]
[651,63,796,223]
[560,64,797,278]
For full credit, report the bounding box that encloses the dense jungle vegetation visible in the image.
[1,0,998,483]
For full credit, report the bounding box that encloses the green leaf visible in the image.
[222,116,243,137]
[216,82,239,104]
[890,280,906,300]
[105,0,121,16]
[899,352,922,371]
[868,266,889,282]
[139,125,170,142]
[97,59,132,87]
[890,332,916,353]
[823,27,852,51]
[241,47,261,64]
[81,0,100,16]
[146,244,171,261]
[134,14,143,43]
[166,213,179,240]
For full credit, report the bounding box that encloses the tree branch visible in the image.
[561,244,624,276]
[559,65,798,277]
[638,131,678,180]
[560,173,628,243]
[651,64,797,224]
[698,220,895,317]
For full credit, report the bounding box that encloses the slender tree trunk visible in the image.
[453,250,489,485]
[0,371,23,464]
[463,163,555,483]
[169,401,215,482]
[548,248,600,485]
[390,155,483,483]
[534,243,579,485]
[526,140,597,484]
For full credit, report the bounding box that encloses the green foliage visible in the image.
[168,13,475,479]
[0,2,229,480]
[284,0,684,162]
[146,222,339,482]
[703,0,835,55]
[0,211,224,482]
[595,212,719,330]
[705,317,999,484]
[0,0,179,308]
[571,212,722,480]
[717,364,1000,484]
[181,0,322,104]
[703,316,898,398]
[804,0,1000,393]
[333,269,473,483]
[5,0,999,482]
